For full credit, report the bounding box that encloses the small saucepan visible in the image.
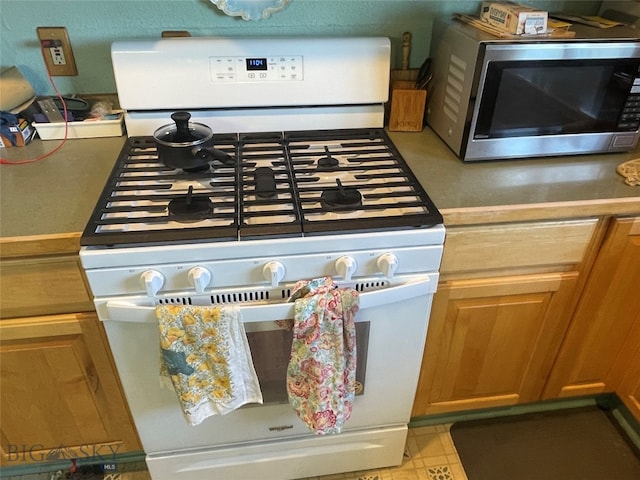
[153,111,234,171]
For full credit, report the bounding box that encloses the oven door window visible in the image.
[474,58,640,138]
[245,321,370,405]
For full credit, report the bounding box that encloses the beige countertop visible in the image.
[1,129,639,244]
[1,136,126,240]
[388,130,640,225]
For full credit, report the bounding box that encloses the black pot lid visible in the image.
[154,111,212,145]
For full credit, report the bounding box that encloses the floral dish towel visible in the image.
[286,277,359,435]
[156,305,263,426]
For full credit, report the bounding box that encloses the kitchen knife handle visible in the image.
[401,32,411,70]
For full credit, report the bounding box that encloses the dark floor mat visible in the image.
[450,406,640,480]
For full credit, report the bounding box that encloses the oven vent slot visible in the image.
[354,280,388,292]
[158,297,193,305]
[211,290,270,304]
[279,288,292,299]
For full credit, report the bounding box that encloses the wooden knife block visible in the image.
[388,80,427,132]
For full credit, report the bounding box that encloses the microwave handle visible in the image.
[102,276,433,324]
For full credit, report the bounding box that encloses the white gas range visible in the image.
[80,36,444,480]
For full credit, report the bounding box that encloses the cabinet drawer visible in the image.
[0,255,93,318]
[441,219,598,276]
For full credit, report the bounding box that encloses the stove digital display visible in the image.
[246,58,268,71]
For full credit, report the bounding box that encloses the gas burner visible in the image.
[320,179,362,211]
[168,185,213,221]
[317,146,339,170]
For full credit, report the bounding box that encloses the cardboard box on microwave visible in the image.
[481,1,548,35]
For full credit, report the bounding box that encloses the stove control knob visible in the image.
[377,253,399,279]
[188,267,212,294]
[335,256,357,282]
[263,261,286,288]
[140,270,164,297]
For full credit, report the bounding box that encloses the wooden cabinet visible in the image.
[412,219,601,417]
[0,254,94,318]
[0,313,141,465]
[412,215,640,421]
[0,234,94,319]
[0,235,141,467]
[616,342,640,420]
[543,217,640,403]
[413,271,580,415]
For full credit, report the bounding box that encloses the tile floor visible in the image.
[6,424,468,480]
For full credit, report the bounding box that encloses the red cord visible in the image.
[0,69,69,165]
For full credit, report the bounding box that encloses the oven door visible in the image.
[95,274,437,454]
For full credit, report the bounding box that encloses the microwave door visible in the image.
[474,59,637,138]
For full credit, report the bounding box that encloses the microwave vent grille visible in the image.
[443,53,467,123]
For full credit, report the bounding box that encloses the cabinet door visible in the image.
[0,313,141,466]
[543,217,640,399]
[412,271,579,417]
[610,297,640,421]
[616,341,640,420]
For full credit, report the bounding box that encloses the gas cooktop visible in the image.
[81,128,442,247]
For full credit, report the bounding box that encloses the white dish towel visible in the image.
[156,305,263,426]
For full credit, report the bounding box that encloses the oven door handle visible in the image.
[102,276,435,324]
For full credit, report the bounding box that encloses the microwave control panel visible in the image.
[619,76,640,130]
[209,55,304,82]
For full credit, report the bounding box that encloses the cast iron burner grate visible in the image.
[80,129,443,247]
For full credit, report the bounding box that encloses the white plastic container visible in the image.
[33,111,124,140]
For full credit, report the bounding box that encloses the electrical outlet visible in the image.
[37,27,78,76]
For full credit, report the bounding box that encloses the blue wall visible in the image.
[1,0,600,96]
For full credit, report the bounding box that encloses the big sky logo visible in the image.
[5,443,121,463]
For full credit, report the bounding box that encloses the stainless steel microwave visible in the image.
[426,19,640,162]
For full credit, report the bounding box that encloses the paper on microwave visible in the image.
[481,1,548,35]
